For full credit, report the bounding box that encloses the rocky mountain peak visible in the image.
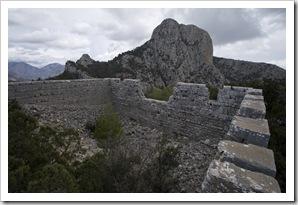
[76,54,95,67]
[151,18,179,40]
[65,60,91,79]
[160,18,179,26]
[151,18,213,65]
[58,18,285,90]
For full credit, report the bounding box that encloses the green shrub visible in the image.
[100,148,142,192]
[28,164,79,193]
[94,104,123,146]
[8,100,82,193]
[74,133,180,193]
[145,86,173,101]
[8,100,180,193]
[47,70,80,80]
[207,84,218,100]
[8,99,21,112]
[8,156,31,193]
[142,134,180,192]
[75,152,106,192]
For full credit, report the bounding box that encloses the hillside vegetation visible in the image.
[145,86,173,101]
[8,100,179,193]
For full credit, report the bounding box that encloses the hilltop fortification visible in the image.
[8,78,281,193]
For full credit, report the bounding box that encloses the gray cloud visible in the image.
[8,8,286,69]
[167,8,263,45]
[71,21,95,35]
[9,9,50,27]
[96,9,164,43]
[11,28,57,44]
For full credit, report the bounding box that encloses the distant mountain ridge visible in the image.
[8,62,64,81]
[53,18,286,90]
[213,57,286,83]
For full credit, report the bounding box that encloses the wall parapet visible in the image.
[201,91,280,193]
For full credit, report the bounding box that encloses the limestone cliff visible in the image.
[64,60,91,79]
[76,54,95,67]
[116,18,226,90]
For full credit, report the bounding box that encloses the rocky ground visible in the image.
[23,104,220,193]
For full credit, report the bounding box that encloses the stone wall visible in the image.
[8,79,111,106]
[201,91,281,193]
[8,78,280,193]
[110,79,251,141]
[8,78,253,142]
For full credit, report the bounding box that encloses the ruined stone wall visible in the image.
[110,79,250,141]
[8,78,251,142]
[9,78,280,192]
[8,79,111,106]
[201,90,281,193]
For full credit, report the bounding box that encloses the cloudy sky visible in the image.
[8,7,286,69]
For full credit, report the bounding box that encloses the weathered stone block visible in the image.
[217,86,248,105]
[217,140,276,177]
[247,88,263,96]
[243,94,264,101]
[225,116,270,147]
[175,82,209,101]
[237,99,266,119]
[201,160,281,193]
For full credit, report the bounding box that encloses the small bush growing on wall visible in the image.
[145,86,173,101]
[207,84,218,100]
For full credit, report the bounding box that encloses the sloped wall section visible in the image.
[8,79,111,106]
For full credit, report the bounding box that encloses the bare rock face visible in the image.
[64,60,91,79]
[64,54,95,79]
[76,54,95,67]
[115,18,225,89]
[151,18,213,64]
